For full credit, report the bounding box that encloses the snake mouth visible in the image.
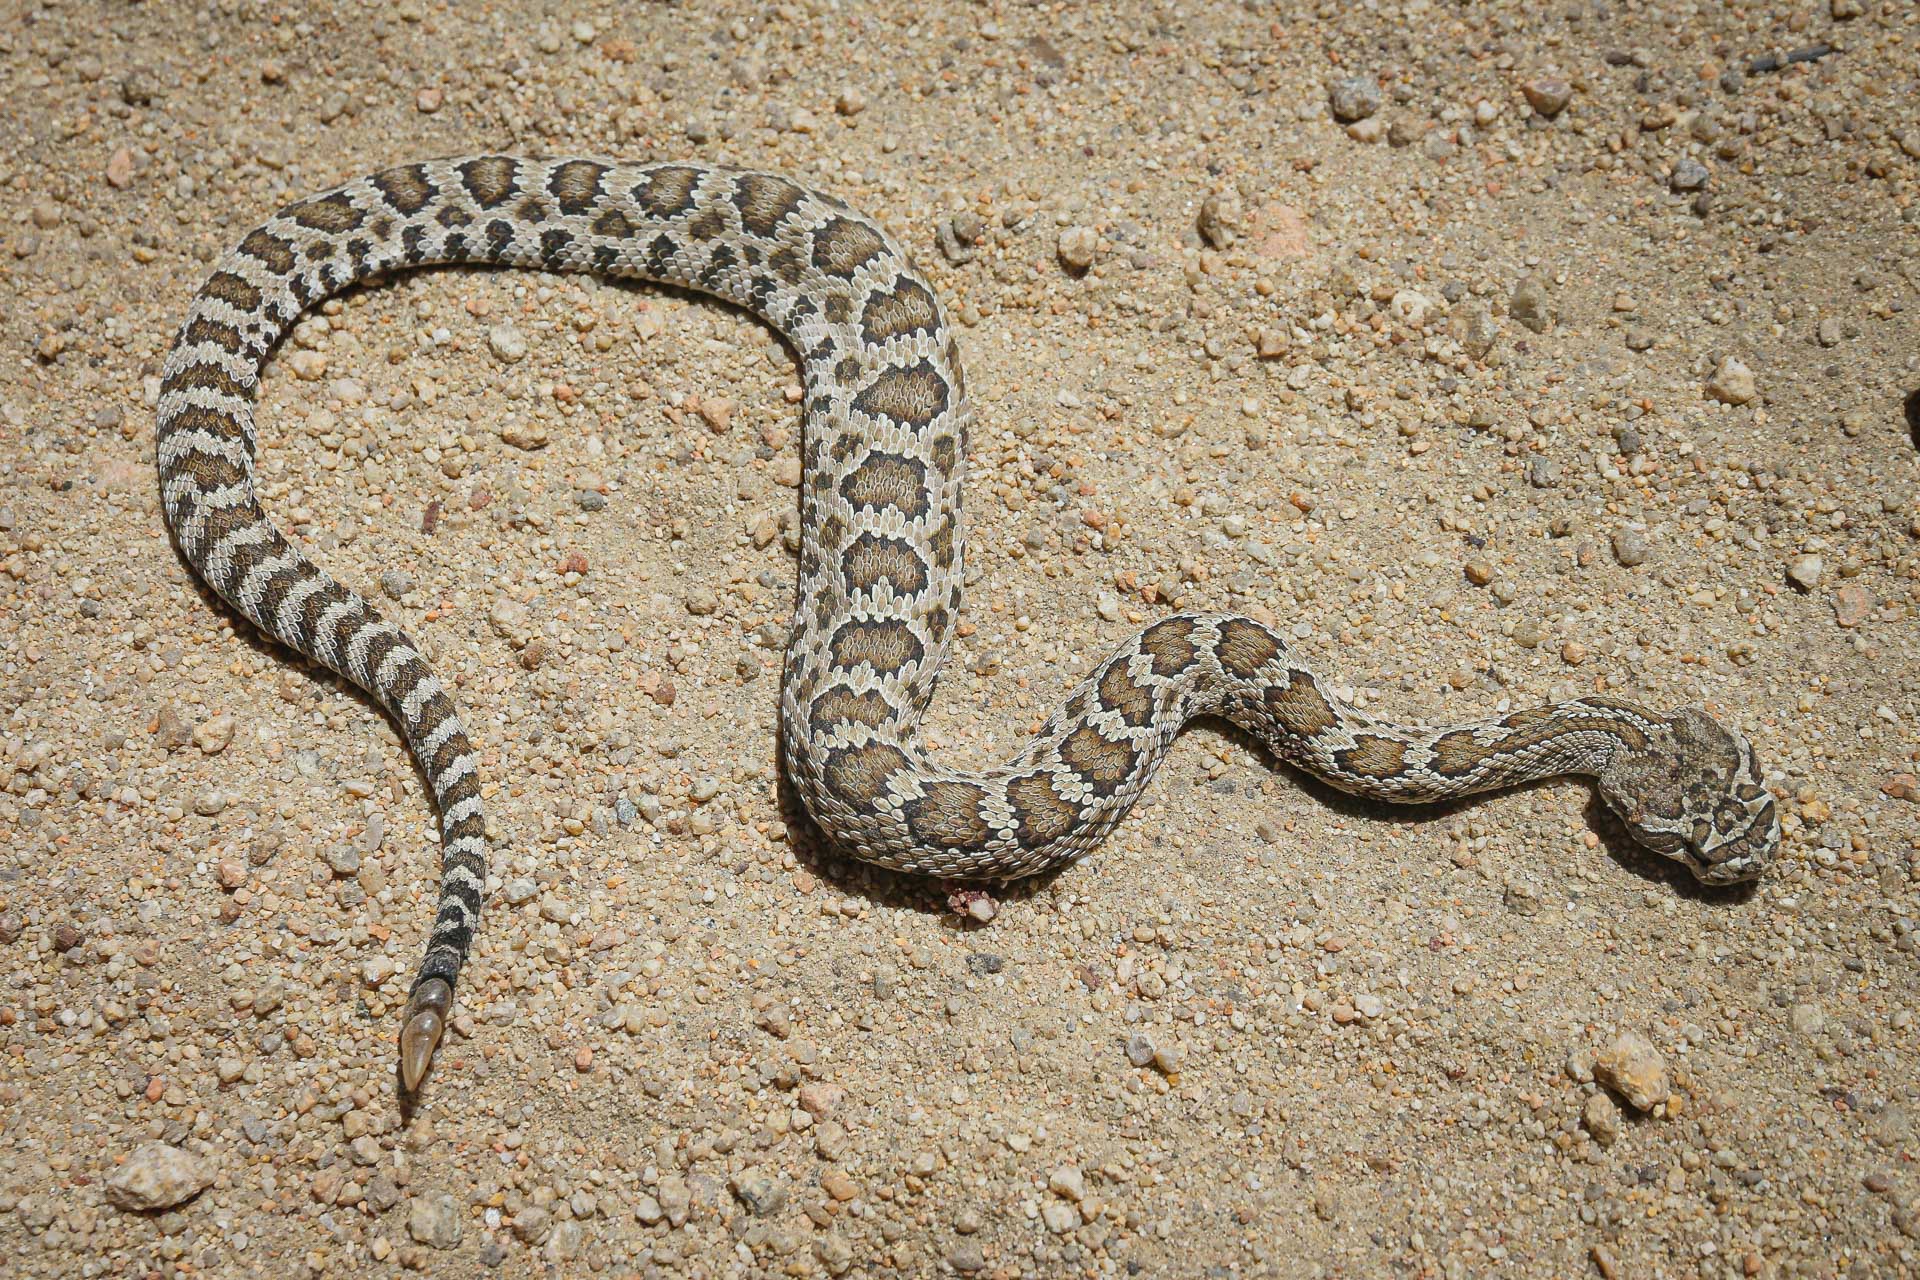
[1688,809,1781,886]
[1693,853,1764,886]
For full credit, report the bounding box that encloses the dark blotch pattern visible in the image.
[860,277,940,346]
[547,160,610,215]
[852,361,951,431]
[458,156,521,208]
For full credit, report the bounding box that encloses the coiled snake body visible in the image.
[156,157,1780,1091]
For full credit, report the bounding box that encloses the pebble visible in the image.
[1669,158,1710,192]
[697,396,734,432]
[106,1143,213,1211]
[488,324,528,363]
[1584,1093,1622,1148]
[105,147,135,188]
[1057,226,1098,272]
[1790,1003,1826,1036]
[407,1193,464,1249]
[499,420,549,450]
[1594,1031,1670,1112]
[1610,529,1651,567]
[948,1241,986,1273]
[1328,77,1382,123]
[730,1167,786,1216]
[1521,77,1572,118]
[1123,1032,1157,1068]
[1509,277,1551,334]
[1041,1201,1079,1233]
[798,1081,845,1119]
[192,713,235,755]
[1832,584,1870,628]
[1452,305,1497,359]
[1786,553,1824,590]
[1047,1165,1086,1201]
[1706,356,1757,405]
[1345,116,1385,144]
[1197,191,1243,250]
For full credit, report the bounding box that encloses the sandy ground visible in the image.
[3,1,1920,1276]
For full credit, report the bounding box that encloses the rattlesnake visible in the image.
[155,156,1781,1092]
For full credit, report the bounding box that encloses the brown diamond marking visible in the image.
[859,277,940,346]
[732,173,807,238]
[238,229,296,275]
[547,160,609,215]
[1138,618,1198,679]
[810,686,898,730]
[1059,724,1138,797]
[838,453,930,520]
[829,619,924,676]
[852,361,950,431]
[769,245,808,286]
[906,780,995,853]
[284,192,365,235]
[591,208,635,240]
[841,533,930,597]
[1428,731,1491,778]
[183,315,245,355]
[810,216,890,279]
[164,360,253,402]
[684,205,728,245]
[370,164,436,215]
[200,271,263,314]
[927,515,955,570]
[823,742,911,808]
[458,156,521,208]
[1006,772,1079,846]
[1098,662,1155,728]
[823,293,854,325]
[1216,619,1282,680]
[182,450,249,492]
[157,404,244,449]
[1264,669,1337,737]
[632,166,702,219]
[928,429,960,477]
[1336,734,1408,780]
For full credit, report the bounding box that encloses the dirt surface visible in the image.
[4,1,1920,1277]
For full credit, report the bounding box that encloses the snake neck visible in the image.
[1263,694,1670,805]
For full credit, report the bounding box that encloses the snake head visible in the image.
[1596,708,1779,885]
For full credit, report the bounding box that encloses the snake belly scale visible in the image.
[155,156,1781,1091]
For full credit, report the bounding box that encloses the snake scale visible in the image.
[155,156,1781,1091]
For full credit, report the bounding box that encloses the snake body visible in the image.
[156,157,1780,1091]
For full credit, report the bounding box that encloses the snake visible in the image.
[154,156,1782,1093]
